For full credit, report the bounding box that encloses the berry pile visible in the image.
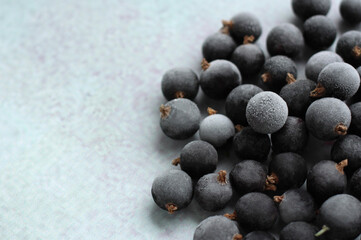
[152,1,361,239]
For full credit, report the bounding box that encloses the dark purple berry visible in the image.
[195,170,233,211]
[303,15,336,50]
[151,170,193,214]
[336,30,361,67]
[307,160,348,204]
[159,98,201,140]
[316,194,361,240]
[173,140,218,179]
[233,127,271,162]
[202,32,237,62]
[231,44,265,76]
[260,55,298,92]
[350,168,361,200]
[266,23,304,58]
[243,231,275,240]
[340,0,361,24]
[292,0,331,21]
[230,160,268,194]
[305,51,343,82]
[193,216,242,240]
[271,116,308,154]
[280,222,322,240]
[161,68,199,101]
[200,59,242,99]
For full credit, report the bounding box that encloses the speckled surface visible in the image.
[0,0,360,239]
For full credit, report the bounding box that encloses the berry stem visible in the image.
[165,203,178,214]
[286,73,296,84]
[267,172,279,184]
[336,159,348,174]
[315,225,330,237]
[224,211,237,220]
[222,20,233,28]
[243,35,255,44]
[159,104,171,119]
[235,124,244,132]
[207,107,217,115]
[310,83,326,98]
[217,170,227,184]
[273,195,284,203]
[201,58,210,71]
[261,72,271,83]
[232,234,243,240]
[353,46,361,58]
[174,91,185,98]
[335,123,348,135]
[172,157,181,166]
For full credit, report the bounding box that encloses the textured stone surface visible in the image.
[0,0,359,240]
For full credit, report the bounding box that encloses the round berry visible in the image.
[280,222,320,240]
[303,15,336,50]
[231,44,265,76]
[202,32,237,62]
[305,51,343,82]
[340,0,361,24]
[336,30,361,67]
[193,216,241,240]
[292,0,331,21]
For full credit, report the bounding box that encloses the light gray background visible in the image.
[0,0,360,239]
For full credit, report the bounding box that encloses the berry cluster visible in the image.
[153,0,361,239]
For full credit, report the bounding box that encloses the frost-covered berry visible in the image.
[246,91,288,134]
[336,30,361,67]
[202,32,237,61]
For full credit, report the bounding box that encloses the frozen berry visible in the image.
[200,59,242,99]
[193,216,242,240]
[173,140,218,179]
[246,91,288,134]
[279,79,316,118]
[305,51,343,82]
[195,170,233,211]
[266,23,304,58]
[310,62,360,100]
[336,30,361,67]
[271,116,308,154]
[202,32,237,62]
[331,134,361,175]
[340,0,361,24]
[350,102,361,136]
[350,168,361,200]
[199,108,235,147]
[292,0,331,21]
[273,188,316,224]
[160,98,201,140]
[268,152,307,191]
[307,160,348,204]
[316,194,361,240]
[231,44,265,76]
[305,98,351,140]
[222,12,262,44]
[230,160,268,194]
[303,15,336,50]
[243,231,275,240]
[151,170,193,214]
[260,55,297,92]
[233,127,271,162]
[280,222,321,240]
[161,68,199,101]
[233,192,278,231]
[225,84,263,126]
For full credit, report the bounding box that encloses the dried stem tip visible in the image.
[235,124,244,132]
[217,170,227,184]
[267,172,279,184]
[273,195,284,203]
[160,104,171,119]
[222,20,233,28]
[165,203,178,214]
[336,159,348,174]
[261,72,271,83]
[175,91,185,98]
[353,46,361,58]
[243,35,255,44]
[315,225,330,237]
[201,58,210,71]
[232,234,243,240]
[310,83,326,98]
[207,107,217,115]
[224,211,237,220]
[286,73,296,84]
[172,157,181,166]
[335,123,348,136]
